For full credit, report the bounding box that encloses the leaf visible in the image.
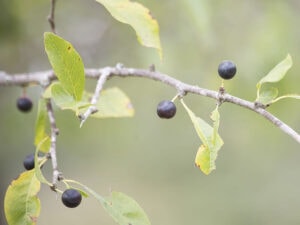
[4,170,41,225]
[84,87,134,118]
[181,99,223,175]
[96,0,162,59]
[44,32,85,101]
[51,83,75,106]
[258,54,292,85]
[34,138,52,186]
[256,87,279,105]
[51,82,90,115]
[81,185,151,225]
[102,192,151,225]
[34,99,51,153]
[257,54,292,93]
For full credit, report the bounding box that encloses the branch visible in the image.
[1,66,300,144]
[45,98,61,188]
[48,0,57,33]
[79,67,111,127]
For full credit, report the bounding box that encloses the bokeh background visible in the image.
[1,0,300,224]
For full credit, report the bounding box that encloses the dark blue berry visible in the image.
[218,60,236,80]
[62,189,82,208]
[17,97,33,112]
[157,100,176,119]
[23,153,35,170]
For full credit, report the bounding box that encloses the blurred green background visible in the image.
[1,0,300,224]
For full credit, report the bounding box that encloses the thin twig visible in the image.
[1,66,300,143]
[48,0,57,33]
[79,67,111,127]
[45,99,61,187]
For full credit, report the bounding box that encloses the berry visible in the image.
[157,100,176,119]
[62,189,82,208]
[17,97,33,112]
[23,153,35,170]
[218,60,236,80]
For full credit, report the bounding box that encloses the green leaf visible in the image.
[256,87,279,105]
[51,83,75,106]
[96,0,162,59]
[34,99,51,153]
[257,54,292,93]
[81,185,151,225]
[44,32,85,101]
[51,82,90,115]
[83,87,134,118]
[4,170,41,225]
[102,192,151,225]
[34,138,52,186]
[181,99,223,175]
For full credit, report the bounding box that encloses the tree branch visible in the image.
[45,99,61,188]
[79,67,111,127]
[1,66,300,144]
[48,0,57,33]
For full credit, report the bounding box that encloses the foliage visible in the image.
[3,1,300,225]
[4,171,41,225]
[255,54,300,105]
[95,0,162,59]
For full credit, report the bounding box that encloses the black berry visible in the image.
[23,153,35,170]
[157,100,176,119]
[62,189,82,208]
[218,60,236,80]
[17,97,33,112]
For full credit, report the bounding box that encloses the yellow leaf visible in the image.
[96,0,162,59]
[4,171,41,225]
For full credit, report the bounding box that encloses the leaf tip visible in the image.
[287,53,293,65]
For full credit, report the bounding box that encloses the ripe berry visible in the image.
[23,153,35,170]
[157,100,176,119]
[218,60,236,80]
[62,189,82,208]
[17,97,33,112]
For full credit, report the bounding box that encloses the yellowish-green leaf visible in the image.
[258,54,292,85]
[257,54,292,94]
[102,191,151,225]
[44,32,85,101]
[84,87,134,118]
[42,83,54,99]
[34,99,51,153]
[96,0,162,59]
[51,83,90,115]
[195,145,211,175]
[34,138,52,186]
[51,83,76,108]
[80,185,151,225]
[256,87,278,105]
[4,171,41,225]
[181,99,223,175]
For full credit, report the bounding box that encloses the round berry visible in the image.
[23,153,35,170]
[218,60,236,80]
[157,100,176,119]
[62,189,82,208]
[17,97,33,112]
